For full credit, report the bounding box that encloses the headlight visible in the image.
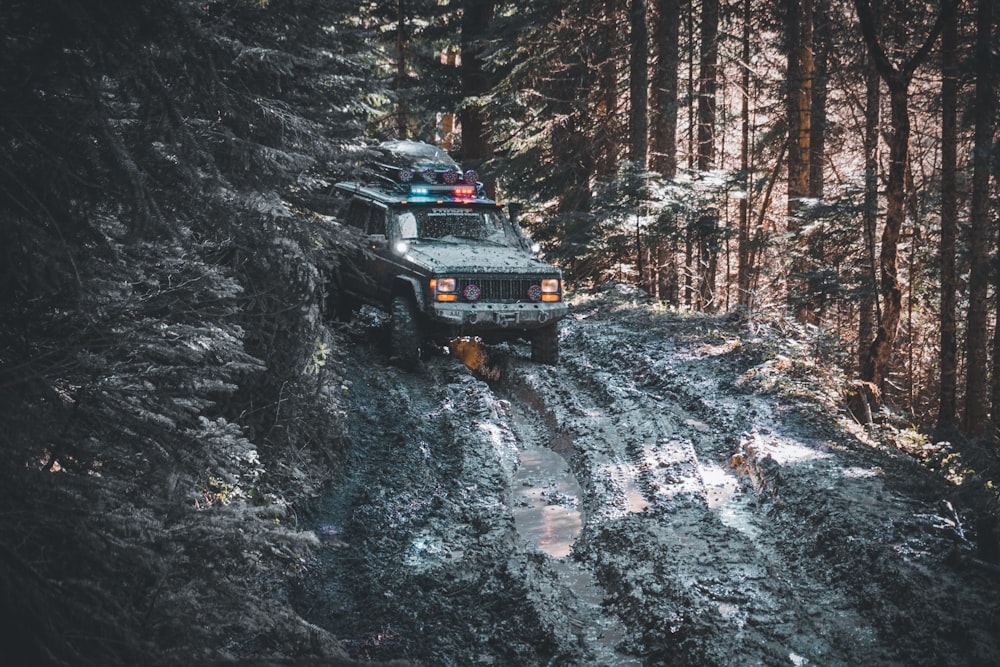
[431,277,458,301]
[541,278,561,302]
[435,277,456,292]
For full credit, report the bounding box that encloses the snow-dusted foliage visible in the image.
[0,1,368,664]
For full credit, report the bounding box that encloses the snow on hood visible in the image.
[405,241,555,274]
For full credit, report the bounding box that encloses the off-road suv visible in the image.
[329,140,567,366]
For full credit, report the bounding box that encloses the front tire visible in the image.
[531,323,559,365]
[389,294,422,368]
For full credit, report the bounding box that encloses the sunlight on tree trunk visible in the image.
[854,0,953,394]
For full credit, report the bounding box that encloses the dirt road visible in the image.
[295,285,1000,666]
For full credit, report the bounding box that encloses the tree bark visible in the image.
[808,0,827,201]
[966,0,994,437]
[395,0,408,137]
[598,0,622,177]
[859,53,879,387]
[784,0,808,215]
[630,0,649,167]
[938,4,958,431]
[806,0,829,321]
[784,0,815,323]
[737,0,753,307]
[459,0,495,162]
[651,0,680,304]
[854,0,953,391]
[651,0,680,179]
[697,0,719,310]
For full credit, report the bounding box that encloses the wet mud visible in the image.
[294,289,1000,666]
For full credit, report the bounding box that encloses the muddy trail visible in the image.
[294,286,1000,666]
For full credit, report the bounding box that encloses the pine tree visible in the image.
[0,1,370,662]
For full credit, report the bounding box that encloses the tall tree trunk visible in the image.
[785,0,814,322]
[459,1,495,163]
[806,0,829,321]
[395,0,408,137]
[629,0,649,288]
[651,0,680,304]
[784,0,807,213]
[737,0,753,307]
[697,0,719,310]
[855,0,953,392]
[684,0,695,305]
[630,0,649,167]
[686,0,695,171]
[598,0,622,177]
[808,0,826,201]
[864,79,908,391]
[966,0,995,437]
[859,53,879,387]
[651,0,679,179]
[938,4,958,431]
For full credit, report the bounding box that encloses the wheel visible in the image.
[389,294,422,368]
[531,323,559,365]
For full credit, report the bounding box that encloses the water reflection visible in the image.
[512,444,583,558]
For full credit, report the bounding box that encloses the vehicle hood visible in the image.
[405,242,557,274]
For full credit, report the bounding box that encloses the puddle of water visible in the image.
[686,417,711,432]
[700,460,760,538]
[550,559,643,667]
[512,444,583,558]
[509,416,640,665]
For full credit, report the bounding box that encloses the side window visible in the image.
[345,200,369,230]
[368,207,387,236]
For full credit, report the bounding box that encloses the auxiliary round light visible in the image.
[443,169,459,184]
[527,284,543,302]
[422,168,437,183]
[463,284,482,301]
[463,169,479,185]
[398,168,414,183]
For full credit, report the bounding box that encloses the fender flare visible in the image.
[392,276,424,308]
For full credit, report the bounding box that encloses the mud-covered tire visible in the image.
[389,294,422,368]
[531,323,559,365]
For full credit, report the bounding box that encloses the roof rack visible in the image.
[370,140,484,199]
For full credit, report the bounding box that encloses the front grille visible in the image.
[455,274,554,302]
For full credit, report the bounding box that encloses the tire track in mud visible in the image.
[297,296,1000,666]
[297,334,648,666]
[502,317,892,666]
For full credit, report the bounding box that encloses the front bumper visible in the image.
[426,301,568,332]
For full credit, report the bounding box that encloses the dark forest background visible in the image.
[0,0,997,664]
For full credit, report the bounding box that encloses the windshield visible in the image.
[394,207,518,246]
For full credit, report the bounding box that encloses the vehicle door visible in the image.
[341,198,389,303]
[363,203,395,304]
